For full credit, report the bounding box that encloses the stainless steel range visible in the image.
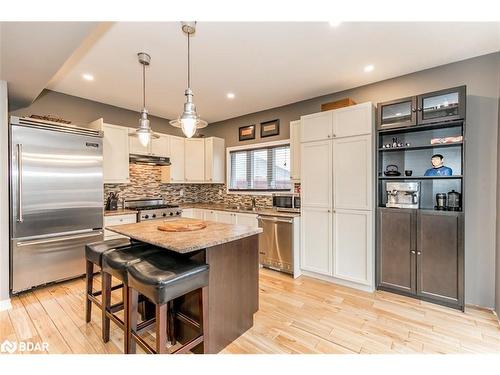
[124,197,182,221]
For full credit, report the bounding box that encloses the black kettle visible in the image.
[105,192,119,211]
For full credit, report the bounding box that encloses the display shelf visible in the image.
[377,119,464,135]
[378,142,463,152]
[378,175,463,180]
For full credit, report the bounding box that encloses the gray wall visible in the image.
[204,52,500,308]
[0,81,9,308]
[496,66,500,318]
[10,89,186,137]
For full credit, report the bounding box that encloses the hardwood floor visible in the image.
[1,268,499,354]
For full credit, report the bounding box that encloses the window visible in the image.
[228,143,291,192]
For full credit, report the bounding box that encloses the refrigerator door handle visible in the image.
[16,143,23,223]
[16,230,104,247]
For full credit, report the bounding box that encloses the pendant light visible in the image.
[130,52,158,147]
[169,22,207,138]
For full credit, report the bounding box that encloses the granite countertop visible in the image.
[106,218,263,254]
[104,209,138,217]
[180,203,301,218]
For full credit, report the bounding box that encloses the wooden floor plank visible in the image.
[1,268,499,354]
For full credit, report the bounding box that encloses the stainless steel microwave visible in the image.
[272,193,300,212]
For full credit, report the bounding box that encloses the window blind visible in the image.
[229,144,291,191]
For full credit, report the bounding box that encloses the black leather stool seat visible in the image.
[127,252,209,305]
[101,244,161,281]
[85,238,132,266]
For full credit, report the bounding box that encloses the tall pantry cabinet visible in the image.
[300,102,374,291]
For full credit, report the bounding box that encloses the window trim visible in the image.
[226,139,293,196]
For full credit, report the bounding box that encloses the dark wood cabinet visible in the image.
[377,86,466,130]
[377,208,464,310]
[377,96,417,130]
[417,86,466,126]
[377,208,416,294]
[416,210,464,308]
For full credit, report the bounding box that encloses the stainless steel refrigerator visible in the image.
[10,117,104,293]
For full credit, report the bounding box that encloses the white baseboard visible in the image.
[300,270,375,293]
[0,298,12,311]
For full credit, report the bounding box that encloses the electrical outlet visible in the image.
[180,189,184,197]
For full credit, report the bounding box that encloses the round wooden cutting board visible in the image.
[157,219,207,232]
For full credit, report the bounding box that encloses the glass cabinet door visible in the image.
[417,86,466,125]
[377,96,417,130]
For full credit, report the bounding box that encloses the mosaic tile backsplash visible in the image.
[104,164,281,208]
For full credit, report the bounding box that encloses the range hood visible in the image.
[129,154,171,166]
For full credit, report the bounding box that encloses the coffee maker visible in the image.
[386,182,420,209]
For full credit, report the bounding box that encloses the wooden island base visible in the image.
[171,234,259,353]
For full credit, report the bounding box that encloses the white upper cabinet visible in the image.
[205,137,225,183]
[129,131,150,155]
[169,136,185,182]
[300,140,332,208]
[333,209,372,286]
[130,131,170,157]
[300,111,333,142]
[185,138,205,182]
[290,120,301,181]
[150,133,170,157]
[102,123,130,184]
[333,134,372,210]
[332,102,373,138]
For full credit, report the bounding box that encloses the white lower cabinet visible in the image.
[103,214,137,240]
[235,212,259,228]
[181,208,258,228]
[215,210,236,224]
[300,207,332,276]
[332,209,373,286]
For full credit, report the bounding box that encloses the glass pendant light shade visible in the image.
[130,52,158,147]
[169,22,207,138]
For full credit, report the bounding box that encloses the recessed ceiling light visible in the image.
[226,92,235,99]
[364,65,374,73]
[328,21,342,27]
[82,73,94,81]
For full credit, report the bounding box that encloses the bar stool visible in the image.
[100,244,161,349]
[126,252,209,354]
[85,238,132,337]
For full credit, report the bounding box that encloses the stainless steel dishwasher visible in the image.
[257,215,293,274]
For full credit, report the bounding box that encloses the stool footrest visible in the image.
[176,311,201,330]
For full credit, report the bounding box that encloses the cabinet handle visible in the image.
[417,251,421,255]
[411,108,417,113]
[333,134,337,138]
[327,134,331,138]
[417,108,422,112]
[411,250,416,254]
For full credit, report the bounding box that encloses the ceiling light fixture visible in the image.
[129,52,159,147]
[226,92,235,99]
[82,73,94,81]
[364,64,374,72]
[169,22,207,138]
[328,21,342,27]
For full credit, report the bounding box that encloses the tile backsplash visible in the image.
[104,164,276,207]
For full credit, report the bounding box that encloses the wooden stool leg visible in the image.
[200,286,209,354]
[101,271,112,342]
[85,260,94,323]
[156,303,168,354]
[126,287,138,354]
[167,300,176,345]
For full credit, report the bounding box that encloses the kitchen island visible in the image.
[106,218,262,353]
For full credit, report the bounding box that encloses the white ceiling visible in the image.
[48,22,500,123]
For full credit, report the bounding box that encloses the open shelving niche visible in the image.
[377,121,465,211]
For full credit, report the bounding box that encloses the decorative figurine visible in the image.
[424,154,453,176]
